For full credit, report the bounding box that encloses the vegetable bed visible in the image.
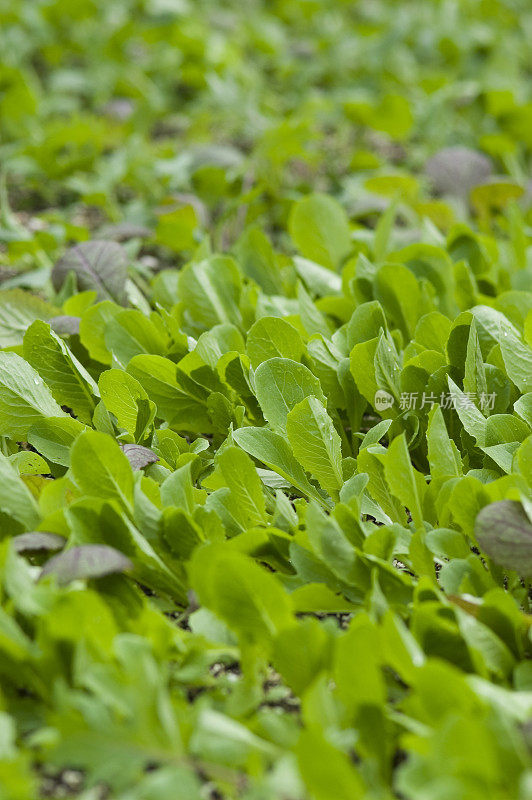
[0,1,532,798]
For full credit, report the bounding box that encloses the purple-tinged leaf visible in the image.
[98,222,152,242]
[13,532,66,553]
[100,98,135,121]
[49,315,81,336]
[52,241,129,305]
[426,147,492,197]
[40,545,133,585]
[475,500,532,576]
[120,443,159,470]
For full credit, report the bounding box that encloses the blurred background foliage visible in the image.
[0,0,531,252]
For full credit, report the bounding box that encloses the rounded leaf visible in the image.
[120,443,159,471]
[426,147,492,196]
[40,545,132,585]
[49,315,81,335]
[52,241,128,305]
[13,532,66,553]
[289,194,351,270]
[475,500,532,576]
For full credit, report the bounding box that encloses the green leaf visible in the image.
[216,446,267,527]
[514,393,532,427]
[272,617,330,694]
[480,442,519,474]
[160,462,195,513]
[463,319,488,406]
[447,376,487,445]
[0,352,66,439]
[374,330,400,400]
[235,226,283,295]
[8,450,49,476]
[349,336,380,408]
[384,434,425,530]
[289,193,351,270]
[297,729,365,800]
[293,256,342,296]
[0,453,40,532]
[516,435,532,488]
[286,396,343,498]
[28,416,87,466]
[70,430,134,510]
[414,311,451,353]
[23,320,98,424]
[375,263,423,339]
[126,355,181,421]
[346,301,387,348]
[246,316,305,370]
[99,369,155,439]
[190,709,278,767]
[334,614,385,710]
[484,414,530,446]
[178,256,242,332]
[78,300,122,365]
[0,289,56,347]
[189,544,293,642]
[104,309,168,366]
[525,308,532,348]
[427,405,462,478]
[155,204,198,251]
[233,426,328,506]
[68,499,186,601]
[471,179,524,222]
[306,501,356,582]
[356,448,406,525]
[162,507,203,559]
[195,323,245,369]
[254,357,325,433]
[297,280,332,338]
[500,331,532,393]
[373,198,398,262]
[359,419,392,450]
[127,354,212,432]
